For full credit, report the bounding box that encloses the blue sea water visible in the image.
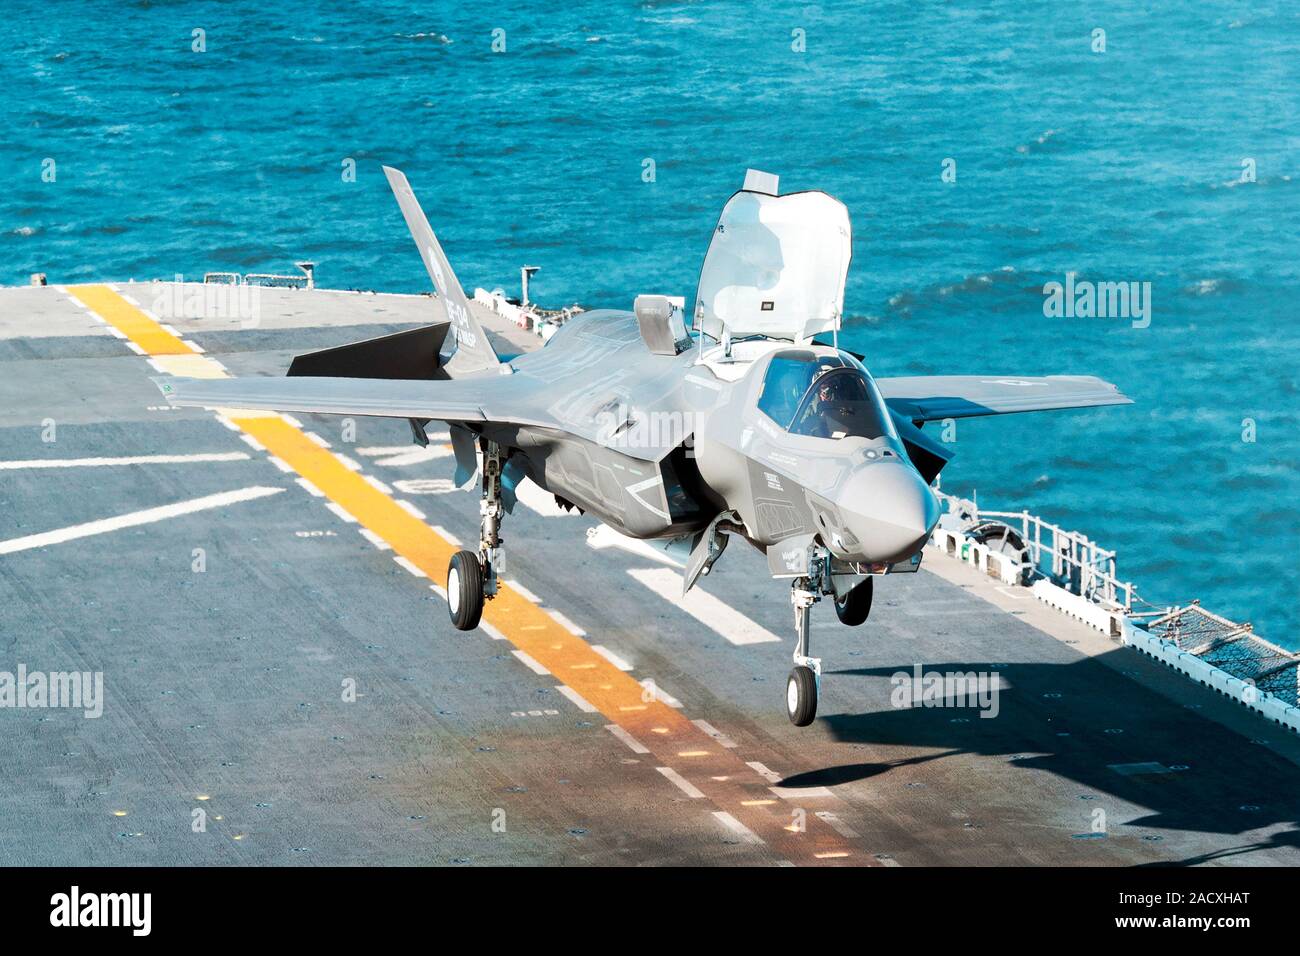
[3,2,1297,643]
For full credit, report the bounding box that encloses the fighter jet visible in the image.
[157,167,1131,725]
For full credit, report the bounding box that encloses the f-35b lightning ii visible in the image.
[158,166,1131,725]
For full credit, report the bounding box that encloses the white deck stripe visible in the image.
[555,685,597,713]
[604,724,649,754]
[585,525,683,567]
[712,810,764,845]
[505,579,543,604]
[814,810,861,839]
[395,500,425,519]
[691,719,738,749]
[324,501,357,524]
[0,452,249,470]
[656,766,705,799]
[0,486,284,556]
[294,477,324,498]
[393,556,427,578]
[547,609,586,637]
[430,524,461,546]
[748,760,833,799]
[510,649,550,676]
[590,645,633,671]
[514,478,568,517]
[627,568,782,646]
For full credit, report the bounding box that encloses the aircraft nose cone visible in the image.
[834,460,940,564]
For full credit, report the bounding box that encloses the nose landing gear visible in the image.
[787,578,821,726]
[445,439,504,632]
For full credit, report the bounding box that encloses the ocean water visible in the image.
[4,2,1297,643]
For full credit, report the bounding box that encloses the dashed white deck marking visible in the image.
[547,609,586,637]
[514,478,569,517]
[510,649,551,676]
[712,810,765,845]
[604,724,649,755]
[365,445,452,467]
[505,579,543,604]
[324,501,357,524]
[0,486,284,555]
[555,685,598,713]
[0,452,249,470]
[585,525,683,566]
[429,524,461,546]
[656,766,706,799]
[392,478,457,495]
[747,760,834,799]
[642,680,684,708]
[814,810,861,839]
[590,645,633,671]
[395,500,426,519]
[692,719,738,749]
[294,477,325,498]
[627,568,782,646]
[393,556,427,578]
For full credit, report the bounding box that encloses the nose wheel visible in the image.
[787,665,818,726]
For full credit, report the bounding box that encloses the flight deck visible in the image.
[2,280,1298,866]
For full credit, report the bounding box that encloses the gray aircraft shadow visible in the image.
[788,649,1300,854]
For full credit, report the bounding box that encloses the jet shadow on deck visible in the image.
[777,649,1300,857]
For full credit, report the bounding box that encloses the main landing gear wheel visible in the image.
[787,665,818,726]
[834,576,873,626]
[447,549,484,631]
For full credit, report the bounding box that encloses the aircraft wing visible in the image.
[877,374,1132,422]
[153,374,550,428]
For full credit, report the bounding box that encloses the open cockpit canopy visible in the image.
[694,170,851,345]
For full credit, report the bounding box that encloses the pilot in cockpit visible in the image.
[797,375,846,438]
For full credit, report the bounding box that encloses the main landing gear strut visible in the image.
[446,440,503,631]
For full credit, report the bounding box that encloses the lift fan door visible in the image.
[694,188,851,343]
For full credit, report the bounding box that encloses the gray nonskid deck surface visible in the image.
[1,284,1297,866]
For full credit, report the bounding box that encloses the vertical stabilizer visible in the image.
[382,166,500,375]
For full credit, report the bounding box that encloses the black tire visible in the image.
[447,549,484,631]
[786,666,818,726]
[834,576,874,626]
[969,521,1032,585]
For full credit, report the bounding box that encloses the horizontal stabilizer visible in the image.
[287,323,448,380]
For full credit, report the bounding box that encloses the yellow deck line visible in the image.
[235,416,691,732]
[74,282,864,864]
[69,285,192,355]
